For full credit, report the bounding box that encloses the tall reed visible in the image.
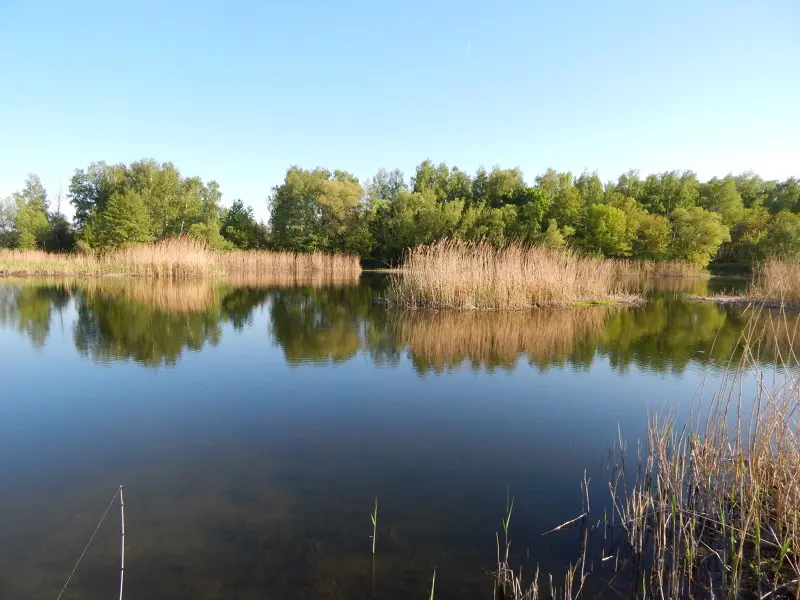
[388,241,627,310]
[606,312,800,599]
[751,257,800,307]
[495,309,800,600]
[0,238,361,279]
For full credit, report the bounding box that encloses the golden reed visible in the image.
[388,240,628,310]
[0,238,362,279]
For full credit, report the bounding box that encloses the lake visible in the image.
[0,275,792,599]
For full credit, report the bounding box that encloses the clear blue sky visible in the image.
[1,0,798,221]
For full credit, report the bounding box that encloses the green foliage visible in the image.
[0,196,18,248]
[540,219,567,249]
[220,199,267,250]
[68,160,225,250]
[11,175,51,249]
[4,159,799,267]
[586,204,631,257]
[670,207,731,266]
[700,178,744,227]
[760,211,800,260]
[84,190,154,249]
[269,167,366,252]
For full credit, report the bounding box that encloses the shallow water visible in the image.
[0,275,794,599]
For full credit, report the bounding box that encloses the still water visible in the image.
[0,275,791,599]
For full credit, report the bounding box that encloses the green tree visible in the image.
[270,167,367,253]
[700,178,744,227]
[725,206,770,263]
[221,199,267,249]
[670,207,730,266]
[84,190,153,249]
[767,178,800,213]
[540,219,567,249]
[585,204,630,257]
[0,196,17,247]
[760,211,800,259]
[69,160,225,249]
[12,175,50,249]
[641,171,700,215]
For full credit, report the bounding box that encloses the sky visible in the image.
[1,0,798,222]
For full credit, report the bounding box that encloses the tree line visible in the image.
[2,159,798,266]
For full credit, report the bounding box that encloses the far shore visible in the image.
[694,295,800,311]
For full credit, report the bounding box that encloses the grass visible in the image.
[387,240,634,310]
[495,308,800,599]
[0,238,362,279]
[613,258,709,278]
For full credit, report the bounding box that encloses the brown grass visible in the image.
[751,257,800,307]
[388,241,630,310]
[0,238,361,279]
[613,258,709,278]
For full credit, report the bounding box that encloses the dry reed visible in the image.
[388,241,630,310]
[751,257,800,307]
[495,309,800,600]
[0,238,361,279]
[605,311,800,599]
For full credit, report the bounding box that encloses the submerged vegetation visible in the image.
[0,238,360,278]
[386,241,631,310]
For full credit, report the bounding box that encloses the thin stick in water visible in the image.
[119,485,125,600]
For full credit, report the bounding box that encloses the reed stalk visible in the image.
[388,240,631,310]
[0,238,361,278]
[371,496,378,556]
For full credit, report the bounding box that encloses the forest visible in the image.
[1,159,798,267]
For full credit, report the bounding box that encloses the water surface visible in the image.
[0,275,793,599]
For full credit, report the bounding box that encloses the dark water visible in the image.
[0,275,793,599]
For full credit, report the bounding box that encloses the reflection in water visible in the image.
[0,277,797,372]
[0,283,71,347]
[392,308,609,374]
[0,276,798,600]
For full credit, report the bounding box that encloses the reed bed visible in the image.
[0,238,361,279]
[220,249,361,275]
[613,258,709,278]
[393,308,609,371]
[495,310,800,600]
[752,257,800,307]
[388,241,629,310]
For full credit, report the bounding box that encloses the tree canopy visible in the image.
[2,161,799,267]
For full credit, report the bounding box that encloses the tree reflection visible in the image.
[0,282,71,347]
[268,285,376,365]
[1,278,796,373]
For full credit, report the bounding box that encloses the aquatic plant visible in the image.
[387,240,631,310]
[495,309,800,599]
[752,257,800,307]
[0,238,362,278]
[370,496,378,556]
